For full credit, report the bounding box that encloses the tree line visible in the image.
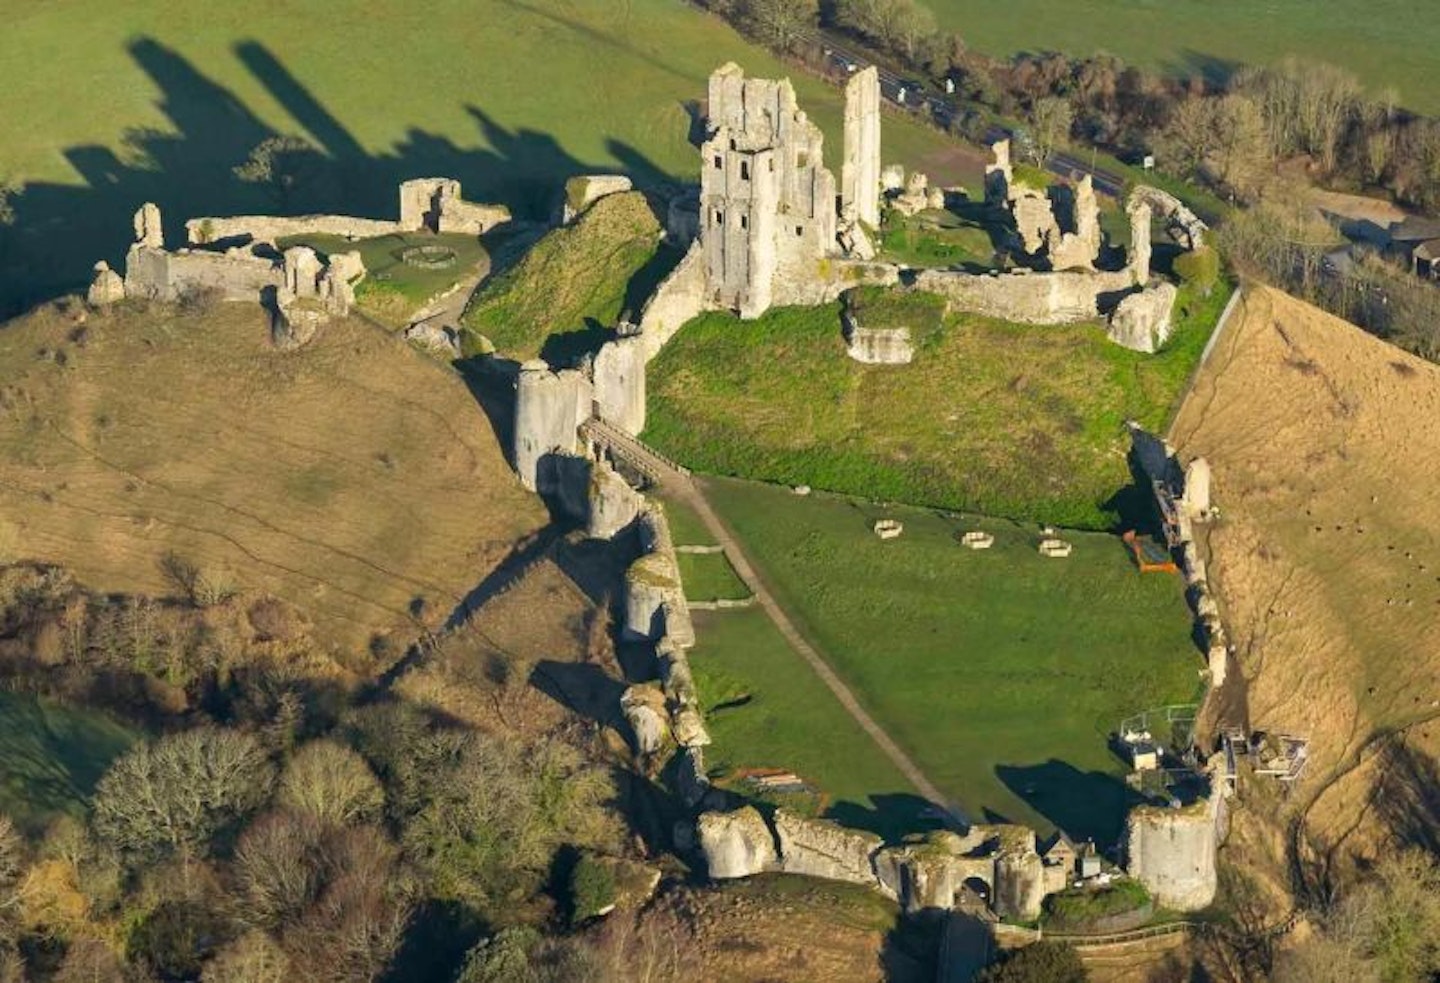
[704,0,1440,212]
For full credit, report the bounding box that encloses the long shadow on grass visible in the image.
[0,38,670,319]
[827,792,947,843]
[995,759,1140,852]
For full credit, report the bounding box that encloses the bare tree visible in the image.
[738,0,818,54]
[234,811,324,930]
[91,729,275,862]
[202,931,289,983]
[278,741,385,827]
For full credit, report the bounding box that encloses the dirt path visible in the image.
[589,422,958,818]
[679,475,956,816]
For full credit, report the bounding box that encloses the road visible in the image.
[589,421,960,821]
[774,19,1129,195]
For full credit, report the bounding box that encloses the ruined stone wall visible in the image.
[592,335,647,435]
[1128,199,1154,284]
[914,268,1134,324]
[1124,793,1222,911]
[842,67,881,228]
[123,246,284,302]
[438,198,510,236]
[186,215,400,246]
[638,241,711,360]
[513,361,592,493]
[1130,186,1208,250]
[623,504,695,649]
[771,258,899,309]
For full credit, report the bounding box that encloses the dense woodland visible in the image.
[0,565,687,983]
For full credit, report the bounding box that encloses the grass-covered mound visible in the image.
[0,300,545,652]
[647,282,1230,529]
[461,192,662,361]
[698,477,1201,844]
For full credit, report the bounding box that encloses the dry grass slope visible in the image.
[0,301,545,655]
[1172,284,1440,878]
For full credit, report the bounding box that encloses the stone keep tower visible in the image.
[842,67,882,228]
[701,63,837,319]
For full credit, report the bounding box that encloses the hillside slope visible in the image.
[0,300,545,654]
[1171,285,1440,882]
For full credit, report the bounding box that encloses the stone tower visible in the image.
[700,63,838,320]
[842,67,881,228]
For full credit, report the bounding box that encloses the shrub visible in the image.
[568,853,616,925]
[1011,163,1053,191]
[977,941,1088,982]
[1173,246,1221,296]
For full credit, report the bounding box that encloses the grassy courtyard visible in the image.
[688,608,928,838]
[697,478,1202,844]
[277,231,490,327]
[646,281,1231,530]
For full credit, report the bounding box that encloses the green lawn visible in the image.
[688,608,928,838]
[927,0,1440,115]
[0,692,137,834]
[645,281,1231,530]
[677,552,751,603]
[698,478,1202,845]
[0,0,966,314]
[277,231,489,327]
[460,192,664,361]
[877,205,1002,269]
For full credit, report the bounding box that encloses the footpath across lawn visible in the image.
[697,477,1203,845]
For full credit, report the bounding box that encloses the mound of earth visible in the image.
[1172,285,1440,884]
[0,300,544,655]
[638,875,928,983]
[461,191,664,362]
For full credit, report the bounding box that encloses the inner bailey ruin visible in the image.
[99,203,362,348]
[186,177,511,247]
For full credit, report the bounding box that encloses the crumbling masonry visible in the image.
[841,67,882,229]
[700,63,839,318]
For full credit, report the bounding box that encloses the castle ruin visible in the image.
[841,67,882,229]
[700,63,839,318]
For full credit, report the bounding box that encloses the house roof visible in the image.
[1414,238,1440,262]
[1390,216,1440,243]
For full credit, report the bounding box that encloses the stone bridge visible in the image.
[579,418,690,485]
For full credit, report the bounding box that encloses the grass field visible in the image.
[676,552,750,603]
[646,281,1231,530]
[0,0,966,315]
[0,692,136,834]
[688,609,927,838]
[928,0,1440,115]
[0,301,544,655]
[699,477,1201,844]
